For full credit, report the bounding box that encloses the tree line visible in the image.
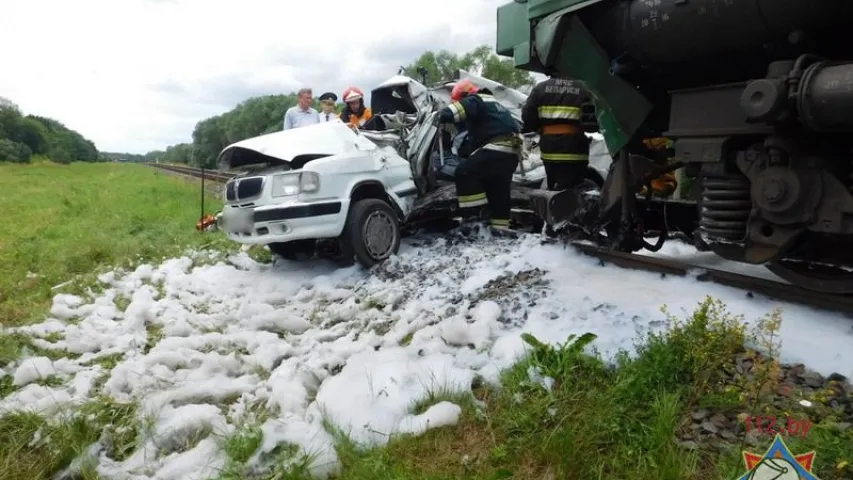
[0,97,100,163]
[143,46,534,168]
[1,46,531,166]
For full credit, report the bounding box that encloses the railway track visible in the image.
[144,162,853,315]
[147,163,235,182]
[566,241,853,315]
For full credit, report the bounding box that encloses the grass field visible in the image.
[0,161,850,479]
[0,161,228,328]
[327,302,853,480]
[0,161,232,371]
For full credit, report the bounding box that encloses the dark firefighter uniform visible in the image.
[438,80,520,229]
[522,77,591,191]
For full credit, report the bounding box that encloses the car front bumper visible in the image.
[219,199,349,244]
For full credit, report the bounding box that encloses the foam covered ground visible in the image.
[2,229,852,478]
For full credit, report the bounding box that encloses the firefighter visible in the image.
[437,79,520,231]
[340,87,373,129]
[522,76,591,191]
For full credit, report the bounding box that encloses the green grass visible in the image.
[0,396,140,479]
[0,160,231,329]
[329,298,853,480]
[0,160,239,479]
[0,160,278,480]
[1,161,851,479]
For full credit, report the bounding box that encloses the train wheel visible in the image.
[766,259,853,294]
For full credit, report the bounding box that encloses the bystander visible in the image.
[283,88,320,130]
[317,92,339,123]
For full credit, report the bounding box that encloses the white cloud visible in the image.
[0,0,516,153]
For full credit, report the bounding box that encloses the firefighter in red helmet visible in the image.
[437,79,521,232]
[340,86,373,129]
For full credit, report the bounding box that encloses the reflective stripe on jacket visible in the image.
[341,105,373,128]
[523,78,591,162]
[438,89,519,152]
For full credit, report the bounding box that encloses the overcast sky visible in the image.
[1,0,516,154]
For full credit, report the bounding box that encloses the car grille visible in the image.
[226,177,264,202]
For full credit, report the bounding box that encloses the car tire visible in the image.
[340,198,401,269]
[268,240,316,261]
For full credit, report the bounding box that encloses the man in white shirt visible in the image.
[317,92,340,123]
[283,88,320,130]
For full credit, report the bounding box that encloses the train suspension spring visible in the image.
[699,173,751,243]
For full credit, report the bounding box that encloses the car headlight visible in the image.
[271,174,301,197]
[270,172,321,197]
[299,172,320,193]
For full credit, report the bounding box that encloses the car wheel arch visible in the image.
[348,180,405,221]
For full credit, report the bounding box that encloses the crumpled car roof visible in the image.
[371,70,530,121]
[429,69,529,121]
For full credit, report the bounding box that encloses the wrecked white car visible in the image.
[215,72,606,268]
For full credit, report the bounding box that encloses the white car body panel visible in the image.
[216,122,416,245]
[214,73,605,248]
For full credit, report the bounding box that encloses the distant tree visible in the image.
[161,143,193,164]
[0,96,17,110]
[402,45,535,90]
[148,47,534,164]
[100,152,147,162]
[0,102,23,141]
[180,94,301,168]
[223,95,302,141]
[144,150,165,162]
[19,117,49,154]
[0,102,32,162]
[25,115,98,163]
[0,102,99,164]
[0,138,32,163]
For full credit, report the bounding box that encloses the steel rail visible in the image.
[147,163,234,182]
[569,242,853,314]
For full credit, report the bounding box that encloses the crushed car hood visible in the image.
[218,122,378,170]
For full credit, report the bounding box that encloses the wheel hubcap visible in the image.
[363,210,397,260]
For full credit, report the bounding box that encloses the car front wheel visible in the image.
[340,198,401,268]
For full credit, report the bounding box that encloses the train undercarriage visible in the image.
[528,64,853,294]
[529,131,853,295]
[494,0,853,294]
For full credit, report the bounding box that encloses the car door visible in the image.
[406,109,439,196]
